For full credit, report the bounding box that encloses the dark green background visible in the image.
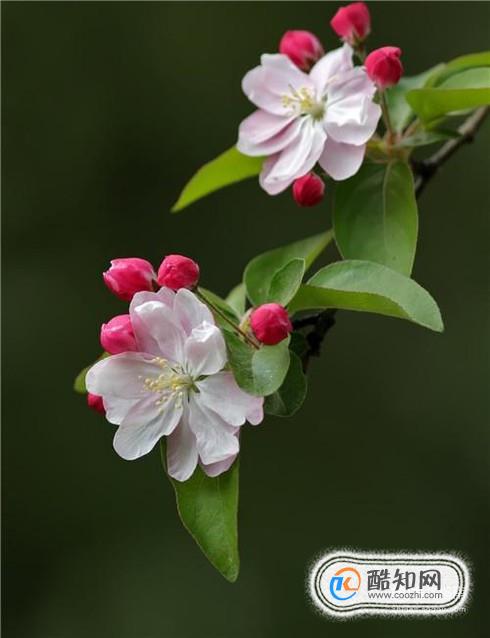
[3,2,489,637]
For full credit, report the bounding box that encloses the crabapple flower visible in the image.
[330,2,371,45]
[365,46,403,89]
[237,44,381,194]
[279,30,324,71]
[86,287,264,481]
[157,254,200,290]
[292,172,325,207]
[103,258,155,301]
[100,314,137,355]
[250,303,292,345]
[87,393,105,415]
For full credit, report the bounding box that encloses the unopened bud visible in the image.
[100,314,137,355]
[279,30,324,71]
[250,303,292,346]
[157,254,200,290]
[103,258,155,301]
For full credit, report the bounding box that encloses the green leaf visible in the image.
[171,147,264,212]
[289,260,443,333]
[225,283,246,317]
[223,330,290,396]
[386,65,444,131]
[396,129,460,148]
[445,51,490,72]
[160,442,239,582]
[407,68,490,122]
[244,230,333,306]
[333,161,418,276]
[74,353,108,394]
[267,258,305,306]
[427,51,490,87]
[198,287,240,329]
[264,352,307,417]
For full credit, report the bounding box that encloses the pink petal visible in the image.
[167,406,199,481]
[309,44,353,94]
[318,137,366,181]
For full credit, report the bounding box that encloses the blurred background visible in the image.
[3,2,489,637]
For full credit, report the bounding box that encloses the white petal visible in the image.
[201,453,237,478]
[318,137,366,181]
[325,68,380,145]
[188,394,239,465]
[183,322,227,377]
[173,288,214,337]
[197,372,264,426]
[310,43,353,94]
[166,405,198,481]
[86,352,159,399]
[130,287,175,314]
[242,54,314,116]
[238,113,302,157]
[260,121,326,194]
[113,394,183,461]
[130,300,186,363]
[103,395,139,426]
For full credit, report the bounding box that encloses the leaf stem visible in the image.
[196,288,259,349]
[380,90,395,143]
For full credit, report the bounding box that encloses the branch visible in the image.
[413,106,489,197]
[297,107,489,370]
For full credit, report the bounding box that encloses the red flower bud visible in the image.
[157,254,200,290]
[250,303,292,346]
[365,46,403,89]
[330,2,371,45]
[279,30,324,71]
[100,314,137,355]
[103,258,155,301]
[87,393,105,415]
[292,173,325,207]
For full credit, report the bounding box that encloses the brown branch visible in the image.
[414,106,489,197]
[297,107,489,370]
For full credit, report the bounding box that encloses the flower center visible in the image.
[281,86,325,120]
[142,357,194,411]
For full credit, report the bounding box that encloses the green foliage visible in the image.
[267,258,305,306]
[160,442,240,582]
[244,230,333,306]
[225,283,247,317]
[407,68,490,122]
[334,161,418,276]
[264,352,307,417]
[386,66,444,131]
[289,260,443,333]
[171,147,263,212]
[386,52,490,130]
[198,288,240,327]
[223,330,290,397]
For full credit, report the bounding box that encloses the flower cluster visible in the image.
[237,2,403,206]
[86,256,294,480]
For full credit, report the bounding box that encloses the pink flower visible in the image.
[100,314,137,355]
[237,44,381,194]
[250,303,292,345]
[87,393,105,415]
[330,2,371,45]
[365,47,404,89]
[292,173,325,207]
[157,254,200,290]
[279,30,324,71]
[103,258,155,301]
[86,287,263,481]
